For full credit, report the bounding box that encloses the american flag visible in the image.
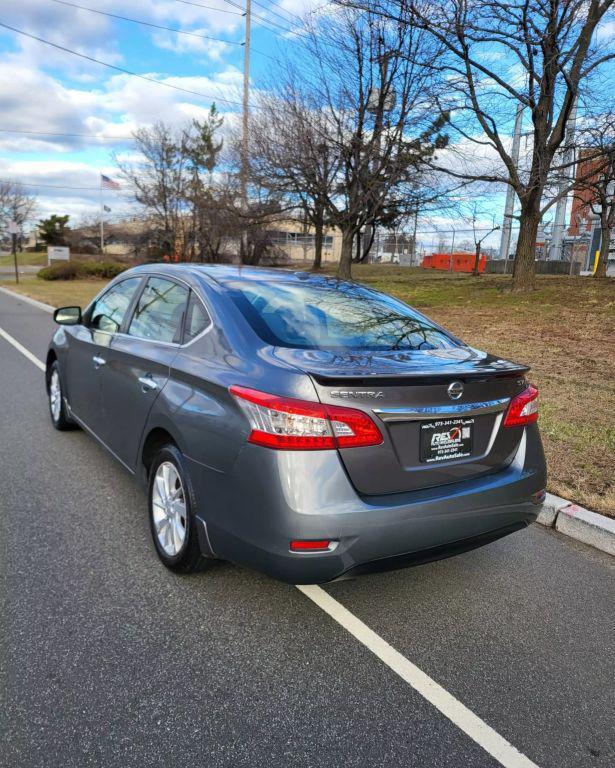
[101,174,120,190]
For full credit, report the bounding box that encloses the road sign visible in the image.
[48,246,70,264]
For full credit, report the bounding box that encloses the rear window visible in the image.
[227,277,459,351]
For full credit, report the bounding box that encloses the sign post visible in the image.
[8,220,19,284]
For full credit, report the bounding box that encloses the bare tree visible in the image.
[250,100,340,270]
[252,8,448,280]
[0,180,36,243]
[116,113,224,261]
[116,122,190,258]
[571,115,615,277]
[340,0,615,289]
[469,207,500,276]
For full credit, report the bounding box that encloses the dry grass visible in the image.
[4,267,614,516]
[5,277,107,308]
[0,251,48,268]
[346,267,615,517]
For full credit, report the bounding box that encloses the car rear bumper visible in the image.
[188,424,547,584]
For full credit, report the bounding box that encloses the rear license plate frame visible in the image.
[420,418,474,463]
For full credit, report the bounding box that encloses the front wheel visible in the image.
[148,445,210,574]
[47,361,76,431]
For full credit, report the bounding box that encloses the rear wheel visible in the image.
[148,445,209,574]
[48,361,75,431]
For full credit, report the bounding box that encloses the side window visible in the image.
[89,277,142,334]
[128,277,188,343]
[183,293,211,344]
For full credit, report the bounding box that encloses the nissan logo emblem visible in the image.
[447,381,464,400]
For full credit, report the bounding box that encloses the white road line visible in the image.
[0,326,46,371]
[1,324,540,768]
[297,585,540,768]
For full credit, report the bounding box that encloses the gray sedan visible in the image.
[46,264,546,583]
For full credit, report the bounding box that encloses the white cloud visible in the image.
[151,30,233,61]
[0,157,135,221]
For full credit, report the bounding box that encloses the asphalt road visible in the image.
[1,288,614,768]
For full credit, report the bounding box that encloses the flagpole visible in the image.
[99,172,104,254]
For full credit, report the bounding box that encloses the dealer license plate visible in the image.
[420,418,474,463]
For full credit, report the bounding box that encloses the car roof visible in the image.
[126,263,346,288]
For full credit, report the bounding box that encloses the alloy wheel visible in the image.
[151,461,187,556]
[49,370,62,423]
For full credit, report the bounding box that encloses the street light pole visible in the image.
[549,99,578,261]
[240,0,251,261]
[499,103,524,262]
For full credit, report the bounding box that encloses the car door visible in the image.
[99,275,190,469]
[64,276,144,440]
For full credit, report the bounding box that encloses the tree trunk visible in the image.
[312,218,323,271]
[336,226,355,280]
[512,208,540,291]
[594,224,610,278]
[472,242,481,276]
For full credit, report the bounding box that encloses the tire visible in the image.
[47,360,76,431]
[148,445,210,574]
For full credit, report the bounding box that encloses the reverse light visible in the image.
[230,385,383,450]
[503,385,539,427]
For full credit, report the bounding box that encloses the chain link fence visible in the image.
[274,225,591,274]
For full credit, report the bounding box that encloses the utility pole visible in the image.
[499,103,523,262]
[11,233,18,284]
[99,173,104,254]
[240,0,251,261]
[8,219,19,284]
[548,99,578,261]
[363,48,393,263]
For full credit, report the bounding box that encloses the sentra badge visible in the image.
[330,390,384,399]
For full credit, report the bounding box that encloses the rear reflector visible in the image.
[290,539,332,551]
[230,385,383,450]
[503,385,539,427]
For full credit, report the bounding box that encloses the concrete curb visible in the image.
[536,492,615,557]
[0,286,54,313]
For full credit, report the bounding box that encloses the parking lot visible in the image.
[1,287,614,768]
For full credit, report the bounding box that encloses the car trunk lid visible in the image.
[274,347,530,495]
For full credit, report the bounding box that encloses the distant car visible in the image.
[46,265,546,583]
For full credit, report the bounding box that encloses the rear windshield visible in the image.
[227,277,459,351]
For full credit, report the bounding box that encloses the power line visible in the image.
[51,0,279,62]
[0,22,247,109]
[221,0,311,38]
[251,0,302,27]
[0,178,128,192]
[170,0,245,18]
[50,0,245,48]
[0,128,135,141]
[48,1,278,63]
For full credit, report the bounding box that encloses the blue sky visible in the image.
[1,1,613,247]
[0,0,316,222]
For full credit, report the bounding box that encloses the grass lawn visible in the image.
[4,276,106,308]
[0,251,48,268]
[4,267,614,517]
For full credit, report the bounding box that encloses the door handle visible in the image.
[92,355,106,369]
[138,375,158,392]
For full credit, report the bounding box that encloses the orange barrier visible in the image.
[421,252,486,273]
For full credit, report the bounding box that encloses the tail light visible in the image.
[230,385,383,450]
[503,385,539,427]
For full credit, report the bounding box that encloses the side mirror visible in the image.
[54,306,82,325]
